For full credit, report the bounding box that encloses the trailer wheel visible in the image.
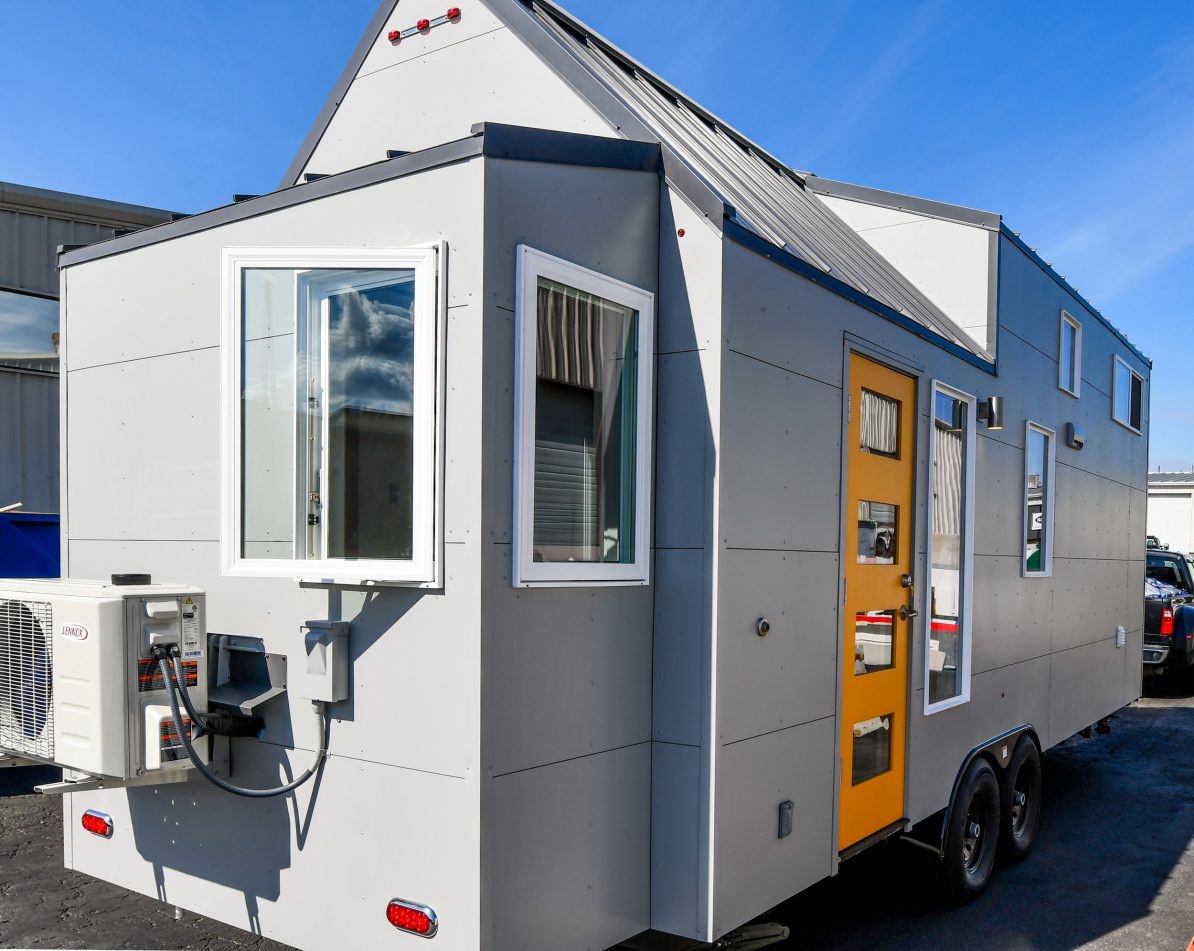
[941,757,1000,902]
[999,736,1041,862]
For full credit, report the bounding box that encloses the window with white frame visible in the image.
[223,248,441,584]
[1023,422,1056,577]
[1112,356,1144,433]
[926,383,975,712]
[1059,310,1081,397]
[514,246,654,586]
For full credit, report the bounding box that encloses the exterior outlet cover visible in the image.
[302,621,350,703]
[778,800,794,839]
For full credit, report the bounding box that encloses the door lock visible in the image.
[899,604,918,621]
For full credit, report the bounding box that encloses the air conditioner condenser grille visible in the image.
[0,600,54,760]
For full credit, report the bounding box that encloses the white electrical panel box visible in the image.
[0,579,209,780]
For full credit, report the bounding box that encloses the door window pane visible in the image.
[930,390,968,706]
[853,610,895,674]
[857,500,897,564]
[860,389,899,458]
[852,713,893,785]
[532,277,638,565]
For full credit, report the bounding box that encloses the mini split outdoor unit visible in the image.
[0,578,209,780]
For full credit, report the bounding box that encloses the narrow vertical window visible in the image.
[1112,356,1144,433]
[926,383,975,712]
[1059,310,1081,397]
[514,247,654,586]
[1023,422,1056,577]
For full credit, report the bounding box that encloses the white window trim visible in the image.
[220,246,443,585]
[513,245,655,587]
[1111,354,1144,435]
[1058,310,1082,398]
[1022,421,1056,579]
[924,381,976,716]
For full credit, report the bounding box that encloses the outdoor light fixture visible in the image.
[977,396,1004,431]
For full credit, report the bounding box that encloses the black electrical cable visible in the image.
[169,649,206,737]
[153,650,328,799]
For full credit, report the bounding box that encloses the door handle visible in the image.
[899,604,918,621]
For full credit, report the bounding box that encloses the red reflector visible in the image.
[417,18,430,30]
[388,29,401,41]
[386,899,438,938]
[81,810,113,839]
[447,6,462,17]
[1162,608,1174,636]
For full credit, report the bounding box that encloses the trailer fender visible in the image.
[913,724,1038,858]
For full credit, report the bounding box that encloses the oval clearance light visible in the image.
[388,30,401,42]
[81,809,114,839]
[447,6,462,18]
[386,898,438,938]
[416,18,430,30]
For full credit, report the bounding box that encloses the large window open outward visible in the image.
[225,249,440,584]
[1112,355,1144,434]
[926,383,975,713]
[514,247,654,586]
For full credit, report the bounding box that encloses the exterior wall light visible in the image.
[977,396,1004,431]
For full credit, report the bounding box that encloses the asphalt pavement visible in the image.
[2,678,1192,950]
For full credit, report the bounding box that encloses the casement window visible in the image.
[513,246,654,587]
[222,248,442,584]
[1023,422,1056,578]
[1112,356,1144,434]
[925,383,976,713]
[1059,310,1082,397]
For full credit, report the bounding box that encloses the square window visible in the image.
[225,249,441,584]
[515,247,654,586]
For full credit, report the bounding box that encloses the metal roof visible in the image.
[1149,472,1194,485]
[509,0,989,360]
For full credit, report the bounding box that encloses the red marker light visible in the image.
[388,30,401,41]
[81,810,114,838]
[417,18,430,30]
[447,6,462,17]
[386,899,438,938]
[677,228,686,237]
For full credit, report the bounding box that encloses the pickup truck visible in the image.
[1144,549,1194,683]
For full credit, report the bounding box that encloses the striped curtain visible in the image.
[933,424,963,537]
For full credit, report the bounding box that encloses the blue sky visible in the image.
[3,1,1192,467]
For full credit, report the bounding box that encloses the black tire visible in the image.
[998,736,1042,862]
[941,757,1001,902]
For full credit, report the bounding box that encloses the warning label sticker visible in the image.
[181,597,202,659]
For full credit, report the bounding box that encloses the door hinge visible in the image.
[846,393,852,423]
[307,514,320,526]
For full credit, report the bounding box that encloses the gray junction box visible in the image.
[51,1,1148,949]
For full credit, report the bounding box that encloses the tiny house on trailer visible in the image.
[9,1,1150,949]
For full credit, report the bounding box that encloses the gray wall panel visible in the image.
[1050,556,1137,653]
[651,742,702,937]
[653,548,706,747]
[490,744,650,951]
[718,350,841,553]
[969,554,1055,675]
[717,549,838,744]
[1047,636,1129,748]
[712,718,835,940]
[67,349,219,541]
[658,188,722,354]
[656,351,711,550]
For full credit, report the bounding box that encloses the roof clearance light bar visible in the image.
[386,898,439,938]
[81,809,114,839]
[389,7,462,43]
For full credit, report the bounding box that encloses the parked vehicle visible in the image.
[1144,548,1194,682]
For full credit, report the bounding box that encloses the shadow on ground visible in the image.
[769,679,1194,951]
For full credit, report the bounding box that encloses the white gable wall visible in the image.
[301,0,616,178]
[817,194,995,353]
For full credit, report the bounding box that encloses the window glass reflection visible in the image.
[858,500,897,564]
[860,389,899,458]
[852,713,893,785]
[853,610,895,675]
[930,391,967,705]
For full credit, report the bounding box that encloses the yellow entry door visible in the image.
[839,353,916,851]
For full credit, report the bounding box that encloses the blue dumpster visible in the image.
[0,512,60,578]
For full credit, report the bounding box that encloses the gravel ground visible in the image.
[2,678,1192,951]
